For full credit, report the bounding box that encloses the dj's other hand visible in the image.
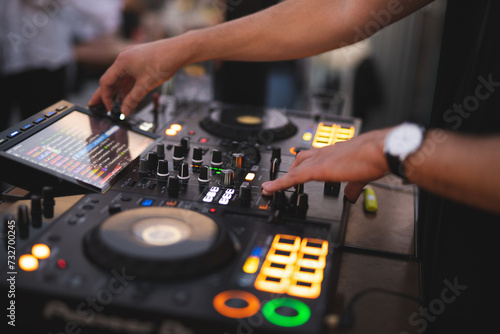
[89,37,190,116]
[261,129,391,203]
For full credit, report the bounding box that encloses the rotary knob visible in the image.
[156,143,165,161]
[198,165,210,184]
[221,169,234,186]
[178,162,190,180]
[211,149,223,166]
[232,153,244,169]
[157,160,169,178]
[239,183,252,204]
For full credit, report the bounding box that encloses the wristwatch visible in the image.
[383,123,425,179]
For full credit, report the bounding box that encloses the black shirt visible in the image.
[419,0,500,332]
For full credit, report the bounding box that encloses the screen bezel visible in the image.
[0,103,158,195]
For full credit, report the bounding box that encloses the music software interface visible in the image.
[5,110,154,191]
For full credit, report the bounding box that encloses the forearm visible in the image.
[405,130,500,214]
[178,0,433,63]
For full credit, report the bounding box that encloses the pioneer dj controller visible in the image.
[1,100,361,334]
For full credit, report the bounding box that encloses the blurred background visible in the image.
[1,0,447,132]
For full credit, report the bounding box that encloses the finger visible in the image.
[99,74,118,112]
[344,181,368,203]
[120,82,148,116]
[88,86,103,107]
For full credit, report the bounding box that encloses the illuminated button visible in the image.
[296,253,326,269]
[293,267,323,283]
[213,290,261,319]
[19,254,39,271]
[207,191,217,197]
[21,124,33,131]
[8,131,20,138]
[189,130,195,135]
[141,199,154,207]
[31,244,50,259]
[203,196,214,203]
[171,124,182,131]
[225,189,235,194]
[34,117,45,124]
[245,173,255,181]
[267,249,297,264]
[210,186,219,192]
[219,198,229,205]
[254,275,288,294]
[300,238,328,256]
[222,193,232,199]
[45,110,56,118]
[287,280,322,299]
[260,261,293,278]
[302,132,312,141]
[243,256,260,274]
[262,298,311,327]
[199,137,208,144]
[165,128,177,136]
[272,234,301,252]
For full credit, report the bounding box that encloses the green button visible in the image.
[262,298,311,327]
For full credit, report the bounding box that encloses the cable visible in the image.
[339,287,421,328]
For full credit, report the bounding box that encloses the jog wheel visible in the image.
[200,105,297,142]
[84,207,234,279]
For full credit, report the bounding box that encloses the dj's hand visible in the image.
[89,38,189,116]
[261,129,391,203]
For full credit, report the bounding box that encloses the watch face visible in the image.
[385,123,424,160]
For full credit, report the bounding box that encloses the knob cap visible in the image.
[18,205,30,239]
[42,186,55,219]
[296,193,309,219]
[232,153,244,169]
[271,147,281,164]
[211,150,222,166]
[31,195,42,228]
[270,158,280,181]
[108,204,122,215]
[192,147,203,164]
[139,158,150,175]
[231,141,240,152]
[173,145,184,161]
[180,136,190,155]
[167,176,180,195]
[156,143,165,160]
[178,162,190,180]
[147,151,158,170]
[221,169,234,186]
[239,183,252,203]
[198,165,210,183]
[157,160,169,178]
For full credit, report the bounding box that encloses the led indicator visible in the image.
[57,259,67,269]
[245,173,255,181]
[32,244,50,259]
[171,124,182,131]
[213,291,261,319]
[19,254,39,271]
[166,129,177,136]
[302,132,312,141]
[262,299,311,327]
[243,256,260,274]
[141,199,154,207]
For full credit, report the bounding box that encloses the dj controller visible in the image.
[0,99,361,334]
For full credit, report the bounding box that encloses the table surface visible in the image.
[334,175,420,334]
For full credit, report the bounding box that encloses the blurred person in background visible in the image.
[0,0,124,131]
